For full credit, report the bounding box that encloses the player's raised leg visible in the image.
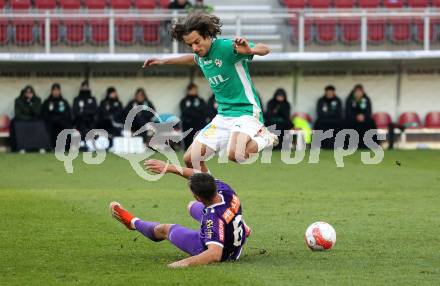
[230,131,278,161]
[183,136,215,172]
[228,132,255,162]
[110,201,206,256]
[110,201,166,242]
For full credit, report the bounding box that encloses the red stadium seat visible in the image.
[140,20,160,44]
[414,18,434,42]
[13,20,34,45]
[135,0,156,9]
[293,112,313,123]
[407,0,429,7]
[433,0,440,6]
[84,0,107,9]
[35,0,57,9]
[159,0,169,8]
[334,0,354,8]
[368,19,386,43]
[383,0,404,8]
[110,0,131,9]
[283,0,307,8]
[359,0,381,8]
[309,0,331,8]
[0,20,8,45]
[390,19,411,43]
[11,0,31,9]
[340,18,361,44]
[398,112,422,128]
[372,112,392,129]
[38,19,60,45]
[425,112,440,128]
[290,18,312,43]
[89,19,109,45]
[59,0,81,9]
[0,115,10,132]
[115,19,135,45]
[63,20,85,45]
[0,0,5,9]
[315,19,337,43]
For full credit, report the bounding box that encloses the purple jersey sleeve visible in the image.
[201,212,225,248]
[214,179,235,195]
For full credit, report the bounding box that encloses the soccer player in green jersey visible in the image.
[143,13,278,172]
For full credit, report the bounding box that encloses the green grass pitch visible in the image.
[0,151,439,285]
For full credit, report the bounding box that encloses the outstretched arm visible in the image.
[142,54,195,68]
[144,159,198,179]
[168,244,223,268]
[234,37,270,56]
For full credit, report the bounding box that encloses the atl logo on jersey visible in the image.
[208,74,230,86]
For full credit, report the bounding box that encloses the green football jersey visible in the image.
[194,38,263,122]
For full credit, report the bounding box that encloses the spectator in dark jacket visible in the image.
[180,83,207,149]
[314,85,344,149]
[345,84,377,148]
[207,94,218,122]
[98,87,124,139]
[11,85,51,152]
[14,85,42,121]
[73,80,98,143]
[266,88,292,149]
[124,88,156,139]
[42,83,73,148]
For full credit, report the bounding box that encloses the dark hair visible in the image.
[353,84,364,91]
[21,85,36,96]
[274,88,287,98]
[106,86,116,98]
[51,83,61,91]
[171,13,222,42]
[325,85,335,91]
[135,87,147,99]
[188,173,217,201]
[187,83,198,91]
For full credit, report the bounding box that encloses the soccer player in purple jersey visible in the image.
[109,159,251,268]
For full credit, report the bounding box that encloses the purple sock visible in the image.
[134,220,160,242]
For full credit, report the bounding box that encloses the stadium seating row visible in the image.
[290,18,440,44]
[0,0,169,10]
[373,111,440,128]
[294,111,440,128]
[0,19,160,45]
[283,0,440,9]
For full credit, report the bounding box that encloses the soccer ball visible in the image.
[304,222,336,251]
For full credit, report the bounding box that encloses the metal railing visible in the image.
[0,9,440,55]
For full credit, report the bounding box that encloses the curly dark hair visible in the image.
[171,13,222,42]
[188,172,217,201]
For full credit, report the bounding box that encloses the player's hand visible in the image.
[233,37,252,55]
[144,159,168,174]
[142,58,164,68]
[168,260,188,268]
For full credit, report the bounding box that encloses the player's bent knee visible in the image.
[183,151,192,167]
[154,224,174,240]
[228,149,248,163]
[228,148,237,162]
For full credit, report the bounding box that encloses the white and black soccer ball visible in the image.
[304,222,336,251]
